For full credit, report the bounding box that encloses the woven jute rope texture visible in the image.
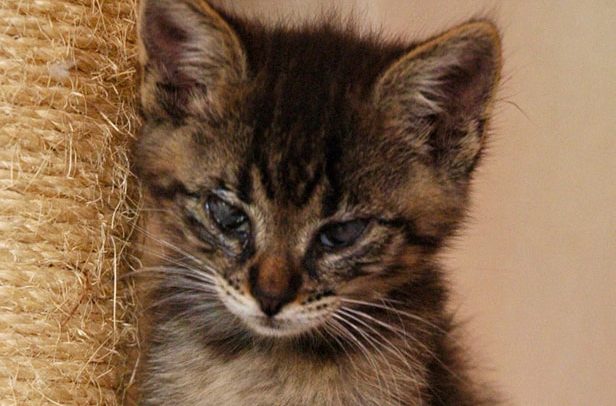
[0,0,139,403]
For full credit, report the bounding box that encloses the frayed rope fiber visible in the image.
[1,0,140,404]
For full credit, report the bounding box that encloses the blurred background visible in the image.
[217,1,616,404]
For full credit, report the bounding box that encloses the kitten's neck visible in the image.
[141,304,491,406]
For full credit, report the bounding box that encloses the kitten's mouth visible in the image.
[215,274,337,337]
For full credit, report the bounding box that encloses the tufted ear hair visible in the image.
[374,21,502,178]
[138,0,247,120]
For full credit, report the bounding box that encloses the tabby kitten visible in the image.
[133,0,501,404]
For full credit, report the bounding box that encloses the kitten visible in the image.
[132,0,501,404]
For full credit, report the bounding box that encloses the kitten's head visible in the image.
[135,0,501,340]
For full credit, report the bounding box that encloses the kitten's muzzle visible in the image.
[249,256,301,317]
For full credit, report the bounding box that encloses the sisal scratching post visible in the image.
[0,0,139,404]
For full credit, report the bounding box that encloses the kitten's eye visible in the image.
[206,195,250,237]
[319,219,368,249]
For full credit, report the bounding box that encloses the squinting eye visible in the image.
[206,195,250,237]
[319,219,368,249]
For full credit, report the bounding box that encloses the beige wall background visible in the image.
[222,1,616,404]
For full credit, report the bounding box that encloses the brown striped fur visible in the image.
[132,0,502,404]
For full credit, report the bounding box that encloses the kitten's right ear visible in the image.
[138,0,246,120]
[373,21,501,179]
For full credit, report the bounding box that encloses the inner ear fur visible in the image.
[137,0,247,119]
[374,21,502,177]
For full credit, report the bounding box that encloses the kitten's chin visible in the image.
[246,320,308,338]
[242,315,325,338]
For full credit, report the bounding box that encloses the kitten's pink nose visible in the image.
[249,256,301,317]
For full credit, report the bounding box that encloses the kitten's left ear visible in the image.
[374,21,502,178]
[138,0,247,119]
